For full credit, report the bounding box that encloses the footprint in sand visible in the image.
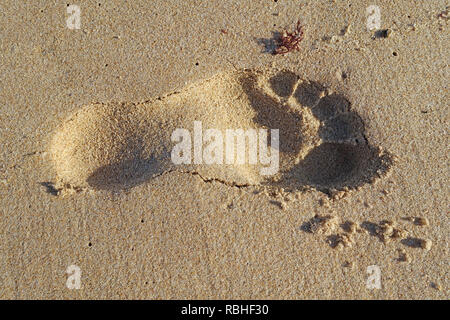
[49,68,394,195]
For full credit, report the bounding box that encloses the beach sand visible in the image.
[0,0,448,299]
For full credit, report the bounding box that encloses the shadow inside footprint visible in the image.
[85,137,170,190]
[293,80,325,107]
[280,143,386,191]
[297,143,360,185]
[269,70,299,98]
[310,93,351,121]
[239,72,304,154]
[86,156,167,190]
[318,111,365,142]
[275,73,393,193]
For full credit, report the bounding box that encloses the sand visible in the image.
[0,0,448,299]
